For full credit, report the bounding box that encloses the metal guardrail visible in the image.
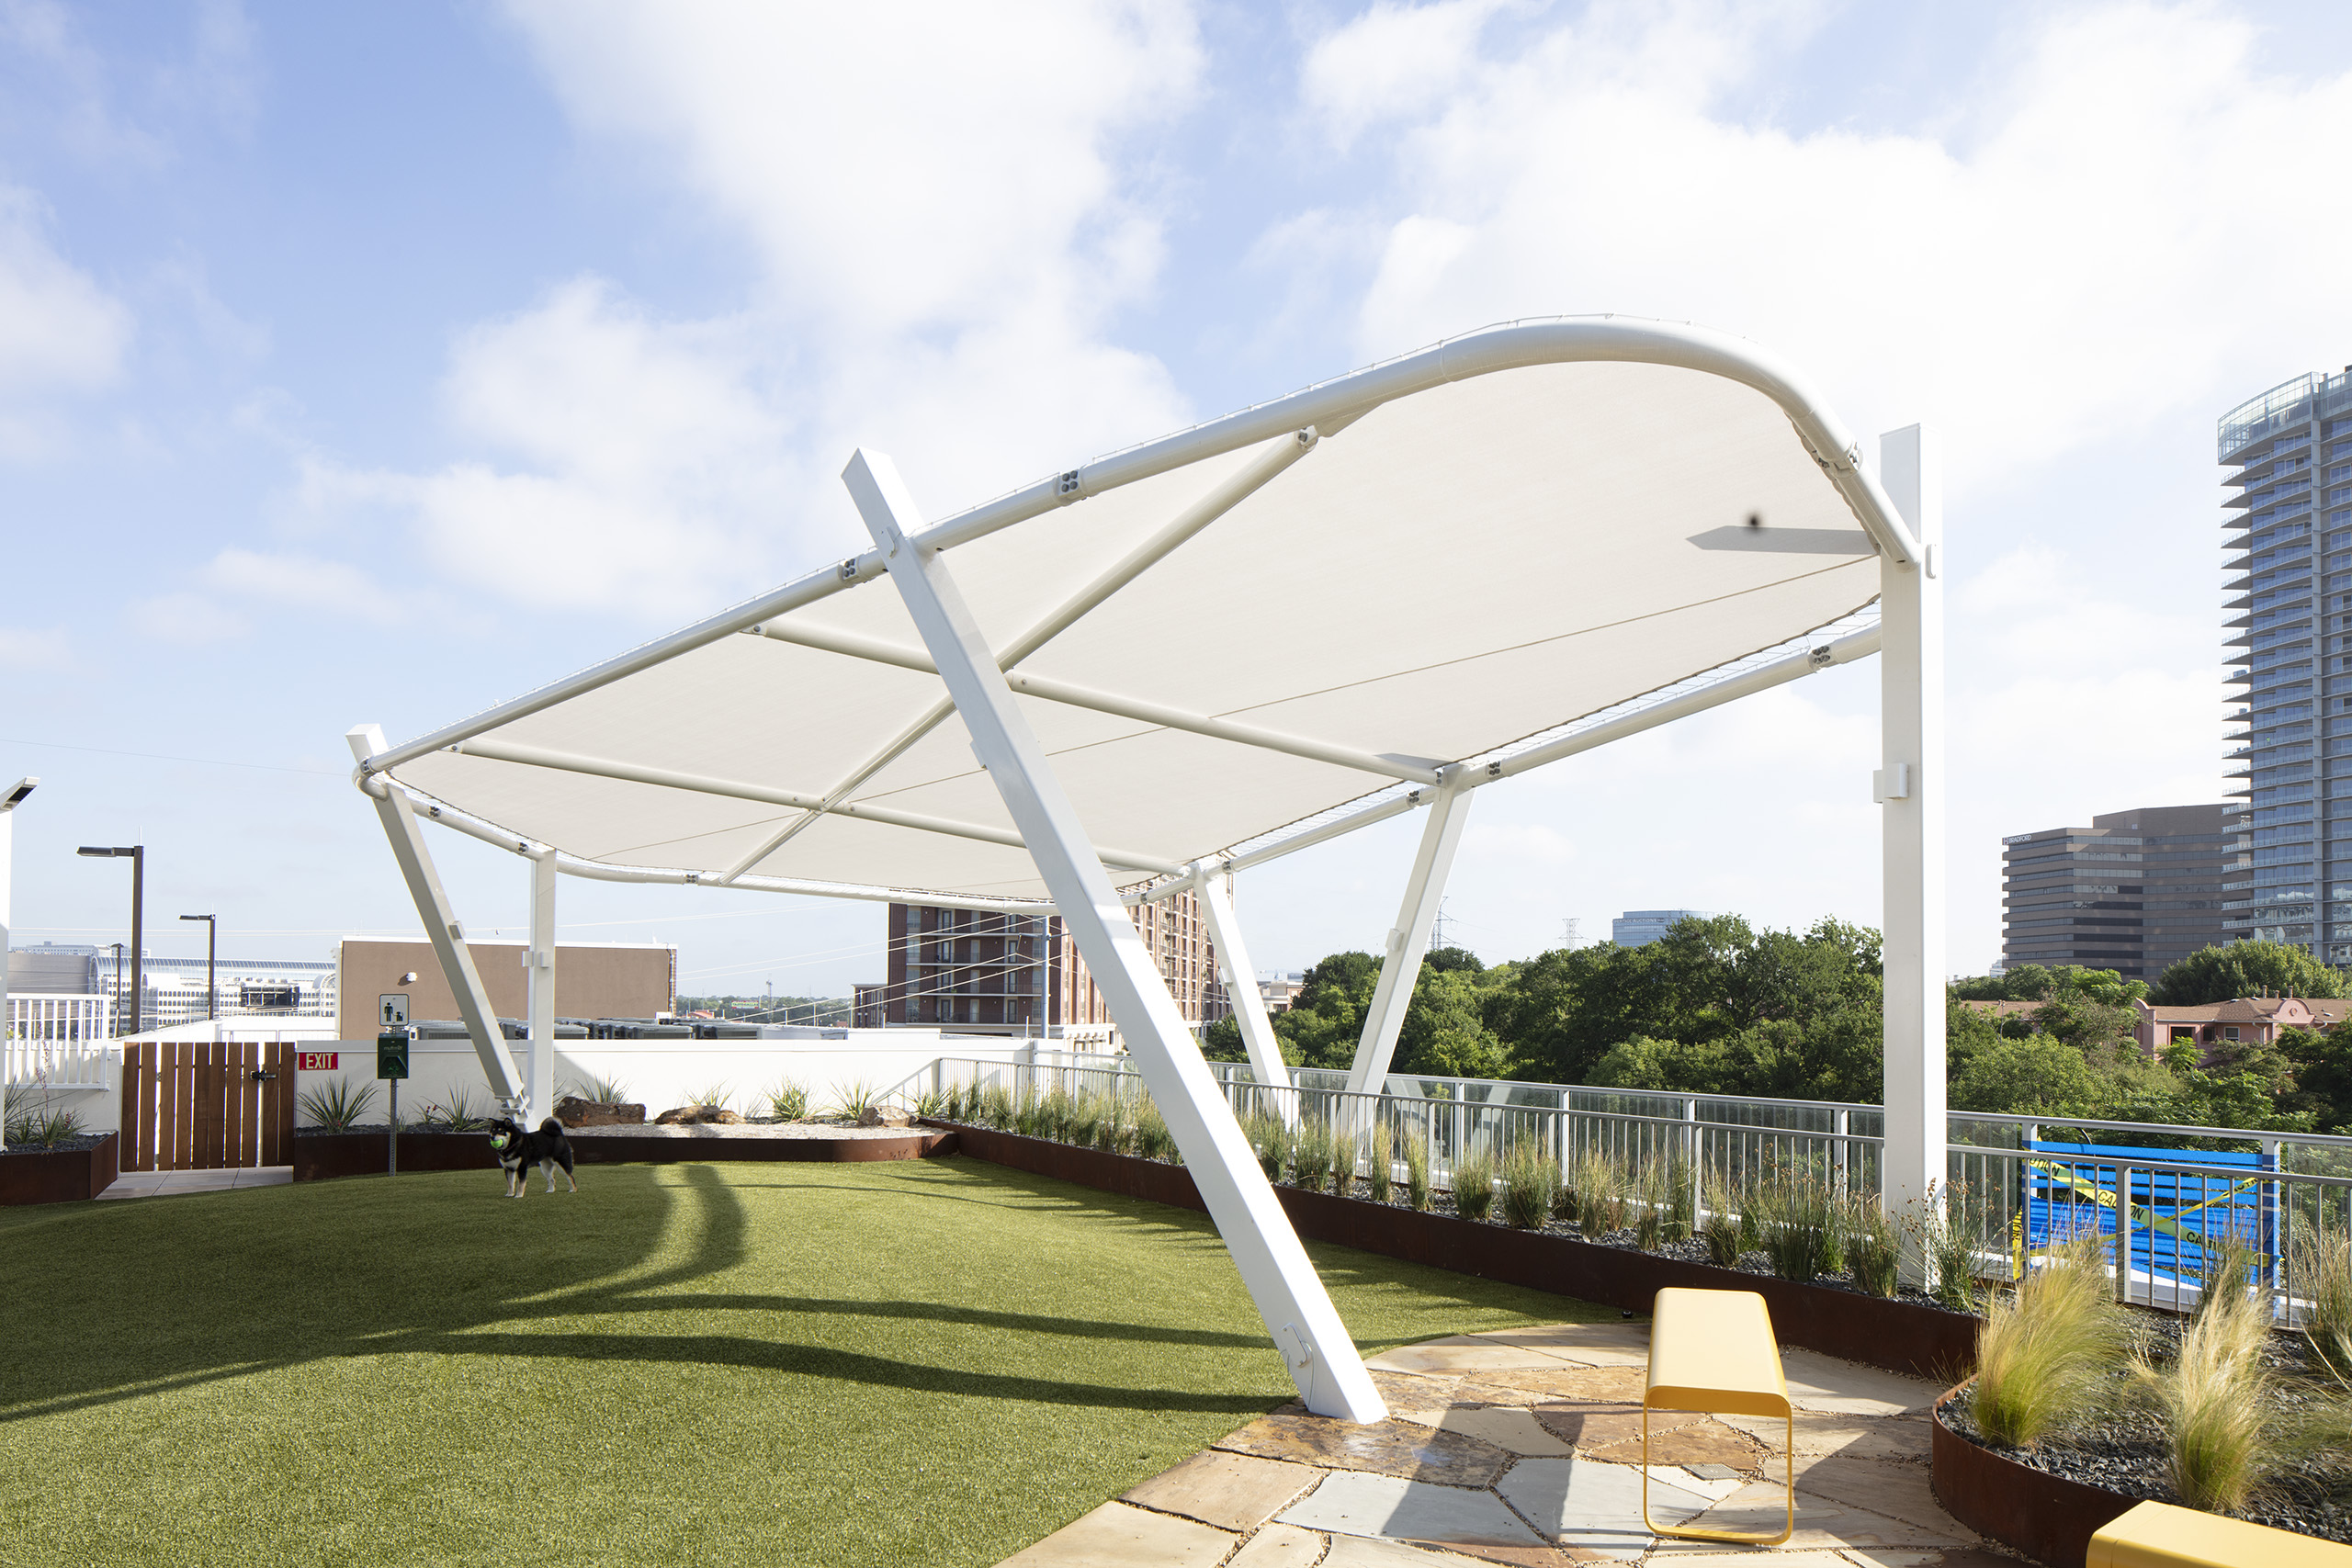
[913,1055,2352,1321]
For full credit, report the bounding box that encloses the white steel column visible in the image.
[1344,779,1473,1097]
[526,850,558,1123]
[847,448,1386,1423]
[345,725,525,1105]
[1192,863,1294,1109]
[0,778,31,1151]
[1876,425,1945,1276]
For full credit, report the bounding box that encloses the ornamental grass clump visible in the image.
[1700,1173,1745,1267]
[1844,1195,1901,1299]
[1246,1111,1287,1182]
[1913,1184,1988,1314]
[1499,1141,1559,1230]
[1134,1100,1178,1163]
[297,1078,379,1134]
[1452,1143,1497,1222]
[4,1105,86,1146]
[1755,1171,1842,1284]
[1329,1130,1358,1195]
[1634,1161,1668,1250]
[1291,1119,1333,1190]
[1404,1135,1432,1212]
[1972,1231,2135,1450]
[1564,1145,1619,1232]
[2136,1240,2274,1511]
[2295,1228,2352,1378]
[1369,1122,1394,1203]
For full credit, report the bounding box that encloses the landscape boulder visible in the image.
[556,1097,645,1128]
[855,1106,914,1129]
[654,1105,744,1125]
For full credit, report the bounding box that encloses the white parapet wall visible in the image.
[288,1029,1043,1126]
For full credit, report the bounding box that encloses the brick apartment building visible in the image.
[855,883,1232,1037]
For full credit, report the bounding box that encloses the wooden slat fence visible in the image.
[119,1041,295,1171]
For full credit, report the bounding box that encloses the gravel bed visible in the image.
[0,1133,110,1155]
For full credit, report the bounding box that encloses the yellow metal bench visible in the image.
[1644,1287,1793,1545]
[2089,1500,2352,1568]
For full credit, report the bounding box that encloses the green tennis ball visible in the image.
[490,1133,510,1148]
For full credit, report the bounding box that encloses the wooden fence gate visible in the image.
[120,1042,296,1172]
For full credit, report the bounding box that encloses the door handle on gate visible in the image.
[249,1070,277,1082]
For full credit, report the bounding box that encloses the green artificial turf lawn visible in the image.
[0,1156,1608,1567]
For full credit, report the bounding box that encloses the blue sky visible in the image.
[6,0,2352,998]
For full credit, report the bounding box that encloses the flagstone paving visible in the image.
[994,1320,1992,1568]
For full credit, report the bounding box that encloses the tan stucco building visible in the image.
[334,939,675,1039]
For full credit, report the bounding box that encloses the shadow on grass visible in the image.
[0,1161,1283,1424]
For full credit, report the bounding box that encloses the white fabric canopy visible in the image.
[377,324,1897,904]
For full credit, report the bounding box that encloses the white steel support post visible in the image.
[1344,779,1473,1097]
[1191,863,1295,1122]
[526,851,558,1124]
[1876,425,1945,1280]
[345,726,526,1106]
[846,448,1386,1423]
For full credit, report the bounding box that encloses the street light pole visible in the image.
[2,779,40,1154]
[77,845,144,1037]
[180,914,216,1021]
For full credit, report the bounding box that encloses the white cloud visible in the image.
[300,3,1208,620]
[0,625,69,669]
[0,186,130,400]
[1303,1,2352,494]
[1300,0,1512,147]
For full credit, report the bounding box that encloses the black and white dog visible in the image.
[487,1115,578,1198]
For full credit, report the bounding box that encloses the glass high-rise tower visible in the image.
[2221,367,2352,956]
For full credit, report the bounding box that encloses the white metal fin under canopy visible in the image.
[368,320,1907,902]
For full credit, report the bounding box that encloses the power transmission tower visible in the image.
[1561,917,1580,949]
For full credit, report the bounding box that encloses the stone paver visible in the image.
[1723,1410,1930,1463]
[1767,1457,1968,1536]
[1493,1364,1648,1404]
[1216,1413,1511,1486]
[1224,1521,1328,1566]
[1120,1450,1318,1532]
[1495,1454,1715,1559]
[991,1321,1969,1568]
[1531,1402,1700,1450]
[1684,1482,1972,1551]
[1778,1349,1939,1416]
[1279,1471,1551,1553]
[1367,1339,1588,1376]
[1321,1536,1493,1566]
[1430,1405,1575,1456]
[97,1166,291,1199]
[1585,1417,1767,1470]
[994,1501,1233,1567]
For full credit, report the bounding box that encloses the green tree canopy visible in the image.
[2145,941,2346,1006]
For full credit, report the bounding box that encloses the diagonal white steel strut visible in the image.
[1189,863,1295,1122]
[346,724,523,1104]
[847,446,1386,1424]
[1344,775,1474,1097]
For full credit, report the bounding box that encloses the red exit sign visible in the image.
[297,1052,339,1072]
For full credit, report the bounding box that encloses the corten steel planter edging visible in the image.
[293,1128,958,1181]
[933,1121,1977,1382]
[1930,1382,2137,1568]
[0,1132,119,1205]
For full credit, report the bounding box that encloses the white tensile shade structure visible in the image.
[346,317,1943,1426]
